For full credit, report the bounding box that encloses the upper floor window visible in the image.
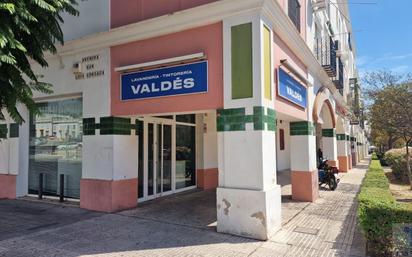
[288,0,301,32]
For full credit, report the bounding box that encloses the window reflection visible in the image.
[176,114,196,124]
[176,125,196,189]
[28,98,83,199]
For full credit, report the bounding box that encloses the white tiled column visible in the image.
[290,122,319,202]
[81,117,138,212]
[216,15,281,240]
[322,128,338,167]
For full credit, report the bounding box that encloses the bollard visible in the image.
[38,173,43,199]
[59,174,64,202]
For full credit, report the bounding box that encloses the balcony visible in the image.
[314,36,337,77]
[333,57,344,90]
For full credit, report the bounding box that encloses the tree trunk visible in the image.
[406,142,412,190]
[388,136,394,150]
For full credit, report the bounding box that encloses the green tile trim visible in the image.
[290,121,315,136]
[100,117,132,135]
[135,120,143,135]
[266,108,276,131]
[336,134,346,141]
[217,107,276,132]
[83,118,96,136]
[9,123,19,138]
[0,124,7,139]
[231,23,253,99]
[253,106,265,131]
[83,116,138,136]
[346,135,350,141]
[322,129,336,137]
[217,108,246,132]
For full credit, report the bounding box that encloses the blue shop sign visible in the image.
[278,68,307,108]
[121,61,208,100]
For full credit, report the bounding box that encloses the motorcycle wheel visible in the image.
[328,176,338,191]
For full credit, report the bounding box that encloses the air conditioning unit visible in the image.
[312,0,327,11]
[72,62,83,75]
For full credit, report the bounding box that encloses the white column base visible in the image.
[216,185,281,240]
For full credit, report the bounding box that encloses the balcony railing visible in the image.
[314,36,337,77]
[333,57,344,90]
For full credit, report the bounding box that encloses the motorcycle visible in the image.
[318,159,340,190]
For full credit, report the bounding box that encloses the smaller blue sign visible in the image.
[121,61,208,101]
[278,68,307,108]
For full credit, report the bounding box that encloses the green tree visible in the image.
[363,70,412,188]
[0,0,78,123]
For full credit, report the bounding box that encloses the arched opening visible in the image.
[336,116,350,172]
[313,88,338,167]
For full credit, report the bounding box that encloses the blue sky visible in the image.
[349,0,412,74]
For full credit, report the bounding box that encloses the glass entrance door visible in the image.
[143,121,173,200]
[138,115,197,202]
[156,123,172,196]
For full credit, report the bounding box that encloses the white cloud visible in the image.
[362,52,412,67]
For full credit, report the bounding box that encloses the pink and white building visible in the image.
[0,0,368,240]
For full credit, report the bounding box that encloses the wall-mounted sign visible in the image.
[75,54,105,80]
[121,61,208,101]
[278,68,307,108]
[350,120,360,125]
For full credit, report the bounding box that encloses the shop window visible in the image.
[28,98,83,199]
[176,125,196,189]
[279,129,285,151]
[154,115,173,120]
[176,114,196,124]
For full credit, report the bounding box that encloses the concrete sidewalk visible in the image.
[256,159,369,257]
[0,160,368,257]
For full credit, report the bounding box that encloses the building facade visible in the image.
[0,0,369,240]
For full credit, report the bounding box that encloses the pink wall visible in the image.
[0,174,16,199]
[273,31,308,121]
[197,168,218,190]
[111,23,223,116]
[80,178,138,212]
[111,0,218,28]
